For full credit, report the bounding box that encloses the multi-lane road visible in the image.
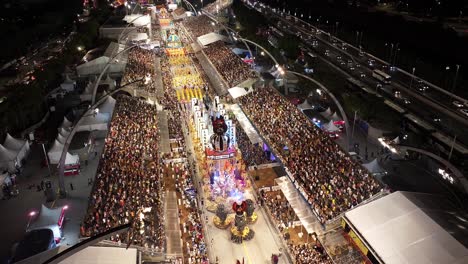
[247,2,468,153]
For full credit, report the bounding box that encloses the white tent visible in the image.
[3,133,30,162]
[123,14,151,27]
[320,107,332,118]
[59,117,73,130]
[344,191,468,264]
[228,87,253,99]
[47,140,79,165]
[75,112,110,132]
[80,82,94,102]
[76,43,127,76]
[0,145,20,172]
[100,75,116,90]
[98,96,116,115]
[197,33,229,47]
[56,134,67,144]
[330,112,341,121]
[298,100,312,110]
[363,159,386,174]
[58,127,70,138]
[127,32,149,42]
[323,120,340,132]
[60,75,76,92]
[27,204,65,241]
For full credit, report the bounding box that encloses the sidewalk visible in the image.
[0,136,104,261]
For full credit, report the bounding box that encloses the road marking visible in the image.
[242,241,254,264]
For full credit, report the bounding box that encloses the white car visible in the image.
[453,101,464,108]
[459,108,468,117]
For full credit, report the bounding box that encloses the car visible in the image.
[324,50,330,56]
[459,108,468,117]
[453,101,464,108]
[311,40,318,47]
[359,72,366,78]
[402,98,411,104]
[430,115,441,122]
[394,90,401,98]
[340,61,346,66]
[336,56,342,61]
[367,59,375,67]
[349,66,355,71]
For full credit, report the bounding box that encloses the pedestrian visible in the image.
[70,183,74,191]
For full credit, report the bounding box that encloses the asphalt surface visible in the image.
[249,3,468,148]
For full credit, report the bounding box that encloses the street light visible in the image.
[27,211,36,228]
[77,46,83,51]
[452,64,460,92]
[409,67,416,90]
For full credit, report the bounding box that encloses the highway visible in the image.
[247,2,468,150]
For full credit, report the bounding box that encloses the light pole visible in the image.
[351,110,358,145]
[452,64,460,92]
[27,211,36,229]
[409,67,416,90]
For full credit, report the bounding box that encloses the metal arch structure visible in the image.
[397,145,468,194]
[237,37,280,67]
[287,70,351,152]
[117,14,150,44]
[182,0,198,16]
[202,12,254,63]
[91,44,141,105]
[118,23,151,44]
[57,79,144,197]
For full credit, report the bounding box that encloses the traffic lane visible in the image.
[292,18,468,117]
[272,11,468,138]
[310,32,468,120]
[311,45,468,144]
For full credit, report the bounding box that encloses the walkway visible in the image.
[275,176,324,235]
[154,57,164,97]
[195,51,230,96]
[164,191,183,258]
[158,110,171,153]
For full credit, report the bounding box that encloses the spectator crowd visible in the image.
[231,115,271,166]
[238,86,382,223]
[122,47,156,94]
[290,244,333,264]
[81,96,164,251]
[204,41,255,87]
[183,15,218,39]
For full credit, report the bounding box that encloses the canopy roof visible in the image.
[323,120,340,132]
[344,191,468,264]
[228,87,252,99]
[197,33,228,47]
[3,133,26,150]
[363,159,386,174]
[98,96,116,114]
[230,104,262,144]
[28,204,64,231]
[0,145,17,161]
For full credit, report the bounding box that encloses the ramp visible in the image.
[158,110,171,154]
[164,191,183,257]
